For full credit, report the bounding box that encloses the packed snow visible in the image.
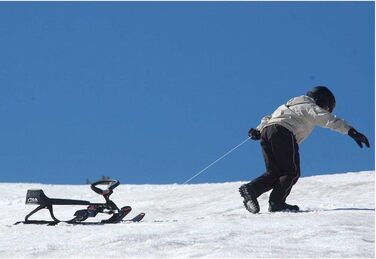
[0,171,374,258]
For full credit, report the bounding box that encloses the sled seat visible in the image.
[25,189,91,206]
[14,190,92,225]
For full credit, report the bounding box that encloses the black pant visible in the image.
[248,124,300,204]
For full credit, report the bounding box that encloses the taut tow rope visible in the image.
[182,137,251,184]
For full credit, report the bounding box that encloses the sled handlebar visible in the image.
[90,179,120,195]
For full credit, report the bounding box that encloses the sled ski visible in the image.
[123,212,145,223]
[15,179,145,225]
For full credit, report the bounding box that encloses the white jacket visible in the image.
[256,95,352,144]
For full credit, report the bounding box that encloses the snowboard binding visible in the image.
[15,179,145,225]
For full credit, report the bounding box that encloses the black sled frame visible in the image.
[15,179,143,225]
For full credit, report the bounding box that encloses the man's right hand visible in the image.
[248,128,261,140]
[348,128,370,148]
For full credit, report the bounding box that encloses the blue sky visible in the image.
[0,2,374,184]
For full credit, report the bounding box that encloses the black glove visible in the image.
[348,128,370,148]
[248,128,261,140]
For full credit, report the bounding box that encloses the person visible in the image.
[239,86,370,213]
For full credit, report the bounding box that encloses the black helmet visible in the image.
[306,86,336,112]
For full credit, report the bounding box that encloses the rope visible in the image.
[182,137,251,184]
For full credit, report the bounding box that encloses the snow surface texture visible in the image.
[0,171,374,258]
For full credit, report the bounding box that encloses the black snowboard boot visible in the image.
[268,201,299,212]
[239,184,260,214]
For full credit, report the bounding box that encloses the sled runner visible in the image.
[15,179,145,225]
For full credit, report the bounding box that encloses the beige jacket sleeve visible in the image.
[256,115,272,131]
[310,106,352,134]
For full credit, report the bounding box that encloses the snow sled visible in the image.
[15,179,145,225]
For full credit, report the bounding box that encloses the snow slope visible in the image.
[0,171,374,258]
